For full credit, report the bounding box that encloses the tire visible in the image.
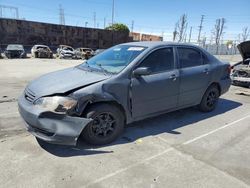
[198,85,220,112]
[81,103,125,145]
[34,53,38,58]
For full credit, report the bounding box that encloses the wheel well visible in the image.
[81,101,127,123]
[210,82,221,95]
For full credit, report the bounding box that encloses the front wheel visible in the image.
[81,103,125,145]
[198,85,220,112]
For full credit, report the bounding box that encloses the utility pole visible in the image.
[93,12,96,28]
[111,0,115,26]
[59,4,65,25]
[197,15,205,43]
[104,17,106,28]
[131,20,134,33]
[188,26,193,43]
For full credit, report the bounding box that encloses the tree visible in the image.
[241,27,250,42]
[105,23,130,33]
[173,14,188,42]
[212,18,226,54]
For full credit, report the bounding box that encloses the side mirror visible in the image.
[133,67,152,77]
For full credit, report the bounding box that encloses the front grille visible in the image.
[24,89,36,103]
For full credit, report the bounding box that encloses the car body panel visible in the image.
[27,67,110,99]
[18,93,92,145]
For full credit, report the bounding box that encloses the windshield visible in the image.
[79,45,146,74]
[7,45,24,51]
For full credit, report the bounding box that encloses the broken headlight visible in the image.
[34,96,77,113]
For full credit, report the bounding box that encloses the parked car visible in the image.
[93,49,105,56]
[4,44,27,58]
[75,48,94,59]
[231,40,250,87]
[18,42,231,146]
[31,45,53,58]
[56,45,75,59]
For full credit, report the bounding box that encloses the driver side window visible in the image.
[139,48,174,73]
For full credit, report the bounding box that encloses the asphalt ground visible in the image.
[0,57,249,188]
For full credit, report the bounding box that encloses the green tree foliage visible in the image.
[105,23,130,33]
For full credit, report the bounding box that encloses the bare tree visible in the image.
[241,27,250,42]
[173,14,188,42]
[212,18,226,54]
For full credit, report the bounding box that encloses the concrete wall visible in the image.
[0,18,132,51]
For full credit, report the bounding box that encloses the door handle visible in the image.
[170,74,177,81]
[203,68,209,74]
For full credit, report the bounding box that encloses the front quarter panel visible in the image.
[72,76,132,123]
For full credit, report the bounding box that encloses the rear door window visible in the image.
[177,47,203,68]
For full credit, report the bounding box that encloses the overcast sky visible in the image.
[1,0,249,42]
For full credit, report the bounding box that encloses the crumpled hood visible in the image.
[27,67,110,98]
[237,40,250,60]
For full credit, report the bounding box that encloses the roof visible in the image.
[121,41,200,49]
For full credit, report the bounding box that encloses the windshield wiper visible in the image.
[96,64,109,75]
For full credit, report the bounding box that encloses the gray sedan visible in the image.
[18,42,231,146]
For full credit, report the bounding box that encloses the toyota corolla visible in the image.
[18,42,231,146]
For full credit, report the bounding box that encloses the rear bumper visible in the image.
[219,78,231,95]
[18,93,92,146]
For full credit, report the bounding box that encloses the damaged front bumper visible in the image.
[18,93,92,146]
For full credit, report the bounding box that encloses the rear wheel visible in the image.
[198,85,220,112]
[81,103,125,145]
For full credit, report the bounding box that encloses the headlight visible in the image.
[34,96,77,113]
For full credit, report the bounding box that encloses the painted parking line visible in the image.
[183,113,250,145]
[85,113,250,188]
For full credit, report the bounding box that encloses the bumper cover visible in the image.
[18,94,92,146]
[219,78,231,95]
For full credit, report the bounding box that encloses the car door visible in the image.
[131,47,179,118]
[177,47,211,107]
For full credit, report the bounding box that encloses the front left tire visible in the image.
[81,103,125,145]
